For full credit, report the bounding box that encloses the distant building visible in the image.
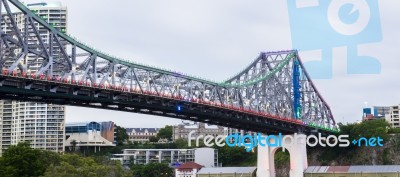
[362,108,373,121]
[173,122,225,141]
[305,165,400,177]
[101,121,116,144]
[226,128,257,137]
[111,147,218,167]
[126,128,160,143]
[0,2,67,155]
[373,106,390,118]
[363,106,390,121]
[65,121,116,152]
[386,105,400,128]
[197,167,256,177]
[175,162,203,177]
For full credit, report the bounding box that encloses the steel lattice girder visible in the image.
[0,0,337,133]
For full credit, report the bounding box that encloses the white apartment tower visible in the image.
[386,105,400,128]
[0,2,67,154]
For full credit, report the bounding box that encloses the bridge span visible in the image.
[0,0,337,135]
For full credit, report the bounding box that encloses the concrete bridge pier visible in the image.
[257,134,308,177]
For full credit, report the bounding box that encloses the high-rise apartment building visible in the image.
[0,2,67,155]
[386,105,400,128]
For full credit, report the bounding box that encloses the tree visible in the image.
[175,138,189,149]
[70,139,78,151]
[42,154,131,177]
[216,145,253,166]
[115,125,129,146]
[340,119,390,144]
[275,150,290,177]
[388,128,400,134]
[130,163,173,177]
[149,136,159,143]
[157,126,172,141]
[0,142,60,177]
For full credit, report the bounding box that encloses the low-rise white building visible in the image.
[65,122,115,152]
[175,162,203,177]
[111,147,218,167]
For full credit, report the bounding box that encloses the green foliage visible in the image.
[216,145,256,166]
[340,119,389,144]
[388,128,400,134]
[149,136,159,142]
[307,119,392,166]
[115,125,129,146]
[274,150,290,176]
[42,154,131,177]
[130,163,173,177]
[390,134,400,152]
[382,148,391,165]
[0,142,60,177]
[0,142,130,177]
[157,125,173,141]
[175,138,189,149]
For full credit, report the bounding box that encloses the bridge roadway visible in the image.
[0,73,335,135]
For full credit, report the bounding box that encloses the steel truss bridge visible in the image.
[0,0,337,134]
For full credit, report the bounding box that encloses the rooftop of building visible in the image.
[197,167,256,174]
[65,121,100,127]
[27,2,64,8]
[66,121,114,126]
[177,162,203,171]
[1,1,66,14]
[126,128,160,133]
[65,132,115,147]
[305,165,400,173]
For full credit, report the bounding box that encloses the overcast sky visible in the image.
[20,0,400,128]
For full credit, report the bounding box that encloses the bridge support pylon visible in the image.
[257,134,308,177]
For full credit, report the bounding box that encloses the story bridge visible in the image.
[0,0,337,135]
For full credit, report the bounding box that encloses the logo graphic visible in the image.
[287,0,382,79]
[188,131,383,152]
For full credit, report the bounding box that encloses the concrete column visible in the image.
[146,150,149,164]
[289,134,308,177]
[257,135,278,177]
[257,134,308,177]
[257,144,275,177]
[159,150,162,163]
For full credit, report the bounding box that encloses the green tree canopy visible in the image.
[130,163,173,177]
[149,136,159,143]
[340,119,390,143]
[41,154,131,177]
[0,142,60,177]
[115,125,129,146]
[157,125,173,141]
